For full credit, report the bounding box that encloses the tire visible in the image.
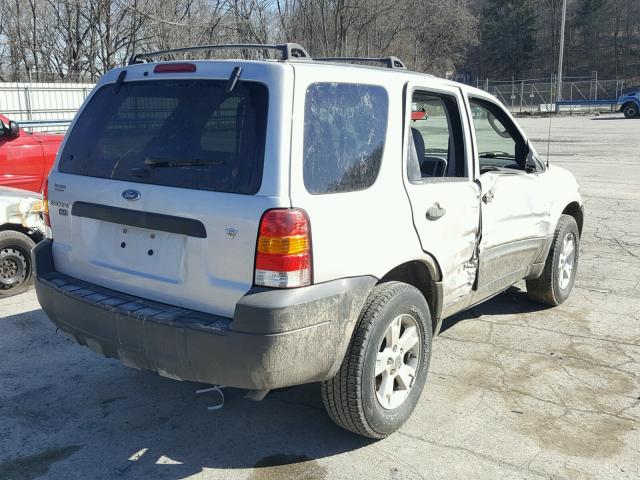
[623,104,639,119]
[526,214,579,306]
[0,230,36,298]
[321,281,432,439]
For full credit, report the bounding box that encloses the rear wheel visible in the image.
[321,282,432,438]
[623,103,639,119]
[526,214,579,306]
[0,230,36,298]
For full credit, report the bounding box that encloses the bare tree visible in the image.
[0,0,637,82]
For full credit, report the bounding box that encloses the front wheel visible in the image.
[0,230,36,298]
[526,214,579,305]
[321,282,432,439]
[623,104,639,119]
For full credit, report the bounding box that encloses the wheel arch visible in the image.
[378,257,443,334]
[561,202,584,237]
[0,223,42,244]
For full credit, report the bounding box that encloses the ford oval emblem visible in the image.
[122,189,141,201]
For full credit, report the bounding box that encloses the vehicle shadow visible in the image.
[2,289,553,478]
[439,286,552,334]
[0,308,372,480]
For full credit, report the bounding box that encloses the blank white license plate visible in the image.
[90,222,187,281]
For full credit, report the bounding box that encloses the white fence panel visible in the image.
[0,82,95,131]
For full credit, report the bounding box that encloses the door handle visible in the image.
[426,203,446,221]
[483,190,494,204]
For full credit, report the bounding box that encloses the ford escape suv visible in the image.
[34,43,584,439]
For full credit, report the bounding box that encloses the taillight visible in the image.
[42,177,50,227]
[255,209,312,288]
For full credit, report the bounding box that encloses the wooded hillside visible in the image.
[0,0,638,82]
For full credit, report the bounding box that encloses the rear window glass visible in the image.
[58,79,268,195]
[303,83,388,194]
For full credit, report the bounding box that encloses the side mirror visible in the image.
[487,112,511,138]
[524,141,541,173]
[8,120,20,137]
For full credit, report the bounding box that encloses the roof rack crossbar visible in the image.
[313,56,406,69]
[128,43,310,65]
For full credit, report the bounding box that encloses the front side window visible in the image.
[59,79,268,195]
[303,83,389,194]
[469,99,525,173]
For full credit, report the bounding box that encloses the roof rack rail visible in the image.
[313,56,407,70]
[128,43,310,65]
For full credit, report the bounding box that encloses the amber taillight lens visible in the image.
[254,209,311,288]
[42,177,50,227]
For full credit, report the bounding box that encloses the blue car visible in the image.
[619,90,640,118]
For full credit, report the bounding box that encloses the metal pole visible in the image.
[551,74,555,112]
[557,0,567,103]
[24,86,32,120]
[511,75,515,110]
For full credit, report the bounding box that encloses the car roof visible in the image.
[120,43,487,97]
[115,57,480,94]
[287,59,481,93]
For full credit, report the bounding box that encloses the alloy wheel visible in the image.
[557,232,576,290]
[375,313,422,410]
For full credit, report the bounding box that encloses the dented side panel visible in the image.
[479,171,552,250]
[0,187,47,235]
[406,180,481,304]
[401,81,481,306]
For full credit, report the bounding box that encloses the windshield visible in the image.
[58,79,268,195]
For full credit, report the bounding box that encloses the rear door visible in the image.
[403,82,480,306]
[47,62,293,317]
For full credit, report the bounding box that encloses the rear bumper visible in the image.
[33,240,375,390]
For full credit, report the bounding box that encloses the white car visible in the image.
[1,187,47,297]
[33,44,583,438]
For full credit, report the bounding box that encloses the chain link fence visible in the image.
[476,74,632,114]
[1,73,637,133]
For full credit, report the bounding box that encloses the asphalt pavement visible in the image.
[1,113,639,480]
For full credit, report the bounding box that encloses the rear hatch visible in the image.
[47,62,292,317]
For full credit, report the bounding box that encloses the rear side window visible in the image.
[59,79,268,195]
[407,91,466,181]
[303,83,388,194]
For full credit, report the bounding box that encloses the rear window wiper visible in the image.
[144,157,225,167]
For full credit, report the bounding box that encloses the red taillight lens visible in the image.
[42,177,50,227]
[153,63,197,73]
[255,209,312,288]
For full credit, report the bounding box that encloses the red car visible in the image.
[0,114,63,194]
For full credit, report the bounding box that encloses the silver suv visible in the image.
[34,43,583,438]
